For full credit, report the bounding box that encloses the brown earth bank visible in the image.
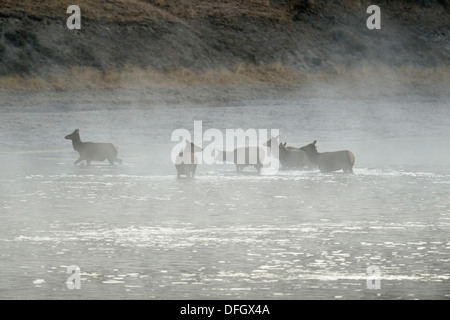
[0,0,448,101]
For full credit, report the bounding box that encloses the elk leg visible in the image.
[74,157,82,165]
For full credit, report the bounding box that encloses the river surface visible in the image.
[0,96,449,299]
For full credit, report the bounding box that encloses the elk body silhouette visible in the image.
[216,147,265,174]
[175,141,202,178]
[65,129,122,165]
[300,140,355,173]
[264,137,315,170]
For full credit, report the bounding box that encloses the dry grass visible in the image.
[342,63,449,86]
[1,1,447,93]
[305,63,450,98]
[1,63,448,96]
[1,0,179,23]
[0,62,305,90]
[1,0,294,23]
[161,0,292,21]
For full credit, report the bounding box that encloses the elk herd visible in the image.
[65,129,355,178]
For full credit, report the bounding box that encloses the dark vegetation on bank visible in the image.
[0,0,448,91]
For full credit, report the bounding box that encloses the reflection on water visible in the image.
[1,98,449,299]
[0,159,449,299]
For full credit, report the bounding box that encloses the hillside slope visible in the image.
[0,0,448,94]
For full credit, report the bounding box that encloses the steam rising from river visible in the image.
[1,93,449,299]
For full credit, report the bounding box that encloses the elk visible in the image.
[264,137,315,170]
[174,140,203,178]
[299,140,355,173]
[64,129,122,165]
[215,146,265,174]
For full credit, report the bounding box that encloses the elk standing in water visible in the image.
[300,140,355,173]
[175,140,203,178]
[215,146,265,174]
[264,137,315,170]
[65,129,122,165]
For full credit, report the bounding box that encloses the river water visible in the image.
[0,96,449,299]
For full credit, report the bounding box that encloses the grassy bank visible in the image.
[0,0,448,95]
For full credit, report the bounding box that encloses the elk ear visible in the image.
[283,142,287,146]
[313,140,317,145]
[190,142,203,152]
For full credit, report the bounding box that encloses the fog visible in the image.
[1,87,449,299]
[1,91,449,173]
[1,0,449,299]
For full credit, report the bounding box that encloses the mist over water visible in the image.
[1,95,449,299]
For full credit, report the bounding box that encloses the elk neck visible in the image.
[71,134,84,152]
